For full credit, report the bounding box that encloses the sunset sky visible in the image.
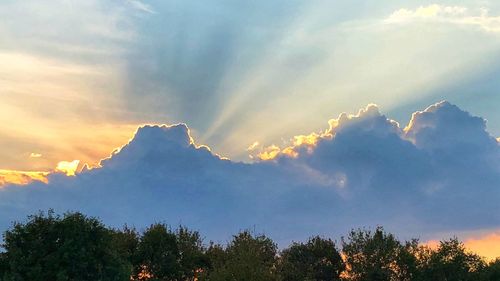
[1,0,499,259]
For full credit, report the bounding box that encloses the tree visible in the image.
[418,238,486,281]
[482,258,500,281]
[175,226,209,281]
[134,223,179,280]
[341,227,417,281]
[0,252,7,281]
[198,242,226,280]
[112,225,140,275]
[279,236,344,281]
[202,231,279,281]
[2,210,131,281]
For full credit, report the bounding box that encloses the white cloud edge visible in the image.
[385,4,500,33]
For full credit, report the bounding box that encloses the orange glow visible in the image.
[464,232,500,261]
[424,230,500,261]
[423,240,440,250]
[137,265,153,280]
[1,123,229,188]
[0,170,49,187]
[55,160,80,176]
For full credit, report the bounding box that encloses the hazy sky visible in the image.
[2,0,500,171]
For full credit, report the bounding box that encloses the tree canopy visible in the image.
[279,236,344,281]
[1,210,130,281]
[1,211,499,281]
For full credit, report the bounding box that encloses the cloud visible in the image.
[127,0,155,14]
[0,160,79,186]
[0,170,48,187]
[55,160,80,176]
[385,4,500,32]
[0,102,499,249]
[2,0,500,172]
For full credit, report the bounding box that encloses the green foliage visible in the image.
[417,238,486,281]
[0,252,7,281]
[279,236,345,281]
[1,210,131,281]
[341,226,418,281]
[1,211,500,281]
[111,226,139,274]
[131,224,208,281]
[483,258,500,281]
[175,226,209,280]
[204,242,227,273]
[133,223,179,280]
[202,230,278,281]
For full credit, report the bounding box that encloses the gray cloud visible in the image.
[0,102,499,244]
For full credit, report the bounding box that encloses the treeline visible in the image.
[0,211,499,281]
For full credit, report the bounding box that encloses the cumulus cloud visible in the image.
[0,102,499,246]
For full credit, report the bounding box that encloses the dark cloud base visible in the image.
[1,102,499,244]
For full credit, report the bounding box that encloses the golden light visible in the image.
[257,145,281,161]
[464,232,500,261]
[0,170,49,187]
[55,160,80,176]
[292,133,321,146]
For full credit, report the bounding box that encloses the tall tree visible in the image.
[112,225,140,275]
[203,231,279,281]
[418,238,486,281]
[279,236,344,281]
[341,227,417,281]
[483,258,500,281]
[2,210,131,281]
[134,223,179,281]
[175,226,208,281]
[0,252,7,281]
[199,242,226,280]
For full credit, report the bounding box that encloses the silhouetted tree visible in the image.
[482,258,500,281]
[341,227,417,281]
[2,210,130,281]
[133,223,179,280]
[112,225,140,275]
[199,242,226,280]
[0,252,7,281]
[279,236,344,281]
[418,238,486,281]
[2,210,500,281]
[175,226,209,280]
[202,230,278,281]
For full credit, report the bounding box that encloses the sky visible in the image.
[0,0,500,258]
